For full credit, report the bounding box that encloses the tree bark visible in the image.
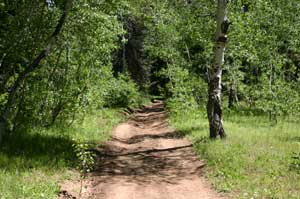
[207,0,229,139]
[228,83,238,109]
[0,0,73,144]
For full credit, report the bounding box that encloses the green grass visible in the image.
[0,108,124,199]
[171,109,300,199]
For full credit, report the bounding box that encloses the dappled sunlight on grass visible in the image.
[171,109,300,198]
[0,109,124,199]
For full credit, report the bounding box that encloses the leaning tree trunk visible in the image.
[207,0,229,139]
[0,0,73,144]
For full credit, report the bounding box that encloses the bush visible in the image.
[103,74,141,108]
[162,65,207,112]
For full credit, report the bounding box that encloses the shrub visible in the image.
[103,74,141,108]
[290,152,300,173]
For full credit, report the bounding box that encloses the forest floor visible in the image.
[59,101,222,199]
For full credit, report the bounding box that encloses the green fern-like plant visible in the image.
[72,140,96,198]
[73,140,95,175]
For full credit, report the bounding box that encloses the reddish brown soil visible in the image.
[59,101,223,199]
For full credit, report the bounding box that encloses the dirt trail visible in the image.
[60,101,222,199]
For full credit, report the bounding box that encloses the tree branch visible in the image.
[0,0,73,141]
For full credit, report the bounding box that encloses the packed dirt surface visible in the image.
[59,101,223,199]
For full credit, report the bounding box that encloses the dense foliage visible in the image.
[1,0,300,198]
[1,0,299,135]
[0,0,139,134]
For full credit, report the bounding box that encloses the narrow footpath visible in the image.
[60,101,222,199]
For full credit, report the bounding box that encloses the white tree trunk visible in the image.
[207,0,229,138]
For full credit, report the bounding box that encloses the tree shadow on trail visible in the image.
[92,147,206,186]
[0,130,76,172]
[90,127,208,187]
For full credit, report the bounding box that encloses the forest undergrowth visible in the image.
[0,109,124,198]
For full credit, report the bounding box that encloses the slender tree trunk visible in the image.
[228,83,238,109]
[207,0,229,139]
[0,0,73,144]
[120,11,127,73]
